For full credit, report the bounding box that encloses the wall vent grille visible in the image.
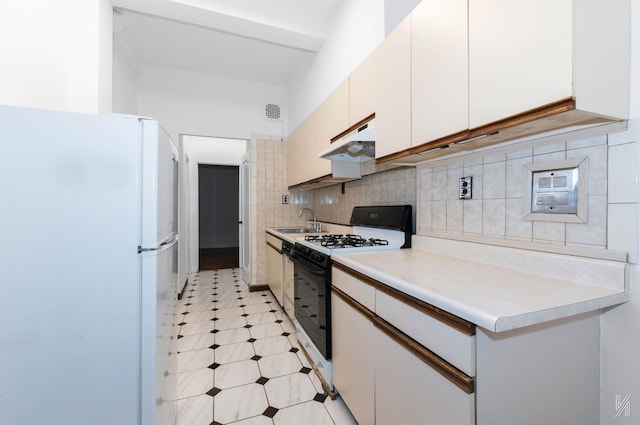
[265,104,281,121]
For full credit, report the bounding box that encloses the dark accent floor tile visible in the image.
[289,348,299,353]
[251,355,262,361]
[209,344,220,350]
[206,387,221,397]
[208,363,220,370]
[281,332,290,337]
[178,322,187,326]
[247,338,257,343]
[314,393,328,403]
[256,376,269,385]
[300,367,312,374]
[263,406,279,418]
[177,335,183,339]
[275,320,283,324]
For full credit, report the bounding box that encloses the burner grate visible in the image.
[305,234,390,249]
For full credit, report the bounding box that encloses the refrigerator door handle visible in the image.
[139,234,177,253]
[159,233,178,247]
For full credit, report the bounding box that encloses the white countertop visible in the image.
[331,248,628,333]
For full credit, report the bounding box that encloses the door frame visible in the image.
[181,135,248,274]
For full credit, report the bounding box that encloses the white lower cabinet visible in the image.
[331,292,375,425]
[331,263,601,425]
[283,253,295,319]
[332,263,474,425]
[374,325,474,425]
[266,234,284,306]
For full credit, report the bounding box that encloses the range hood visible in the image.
[319,119,375,163]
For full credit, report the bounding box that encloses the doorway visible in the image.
[198,164,239,270]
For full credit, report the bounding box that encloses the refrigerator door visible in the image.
[140,237,179,425]
[0,105,141,424]
[140,119,179,250]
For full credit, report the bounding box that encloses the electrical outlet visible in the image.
[282,195,289,204]
[459,177,472,199]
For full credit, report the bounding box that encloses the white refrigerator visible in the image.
[0,105,179,425]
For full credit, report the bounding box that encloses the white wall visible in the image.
[137,66,288,143]
[287,0,385,132]
[0,0,112,114]
[112,38,138,115]
[599,0,640,422]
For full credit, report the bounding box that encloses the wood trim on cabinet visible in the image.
[468,97,576,138]
[287,174,332,189]
[375,97,576,164]
[333,262,380,289]
[331,113,376,143]
[373,316,475,394]
[266,241,282,254]
[375,284,476,337]
[332,286,376,321]
[333,262,476,336]
[377,129,471,164]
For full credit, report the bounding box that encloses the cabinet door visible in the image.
[331,292,375,425]
[266,242,283,306]
[374,326,474,425]
[316,79,350,149]
[411,0,468,146]
[375,15,412,159]
[468,0,572,128]
[350,50,378,126]
[287,82,348,186]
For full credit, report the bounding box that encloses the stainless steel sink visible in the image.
[276,227,324,234]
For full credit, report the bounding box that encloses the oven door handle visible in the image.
[290,254,327,276]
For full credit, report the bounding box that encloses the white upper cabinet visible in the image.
[350,50,378,126]
[287,80,349,187]
[469,0,573,128]
[411,0,469,146]
[374,15,412,159]
[469,0,629,129]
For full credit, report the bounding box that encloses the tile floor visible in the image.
[176,268,359,425]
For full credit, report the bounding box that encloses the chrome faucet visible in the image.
[298,208,321,232]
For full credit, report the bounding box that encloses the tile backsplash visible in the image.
[313,167,417,229]
[417,120,639,263]
[251,137,312,286]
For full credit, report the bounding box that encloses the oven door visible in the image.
[291,253,332,359]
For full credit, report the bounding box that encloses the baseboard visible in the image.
[177,278,188,300]
[249,284,269,292]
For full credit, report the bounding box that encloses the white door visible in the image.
[240,153,251,283]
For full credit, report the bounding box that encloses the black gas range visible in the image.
[288,205,413,390]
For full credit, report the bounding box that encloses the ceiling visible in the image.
[112,0,344,85]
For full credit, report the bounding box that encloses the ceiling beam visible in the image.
[112,0,326,52]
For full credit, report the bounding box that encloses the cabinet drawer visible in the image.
[376,289,476,377]
[266,233,283,250]
[331,264,376,311]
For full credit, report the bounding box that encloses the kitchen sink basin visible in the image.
[277,227,324,234]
